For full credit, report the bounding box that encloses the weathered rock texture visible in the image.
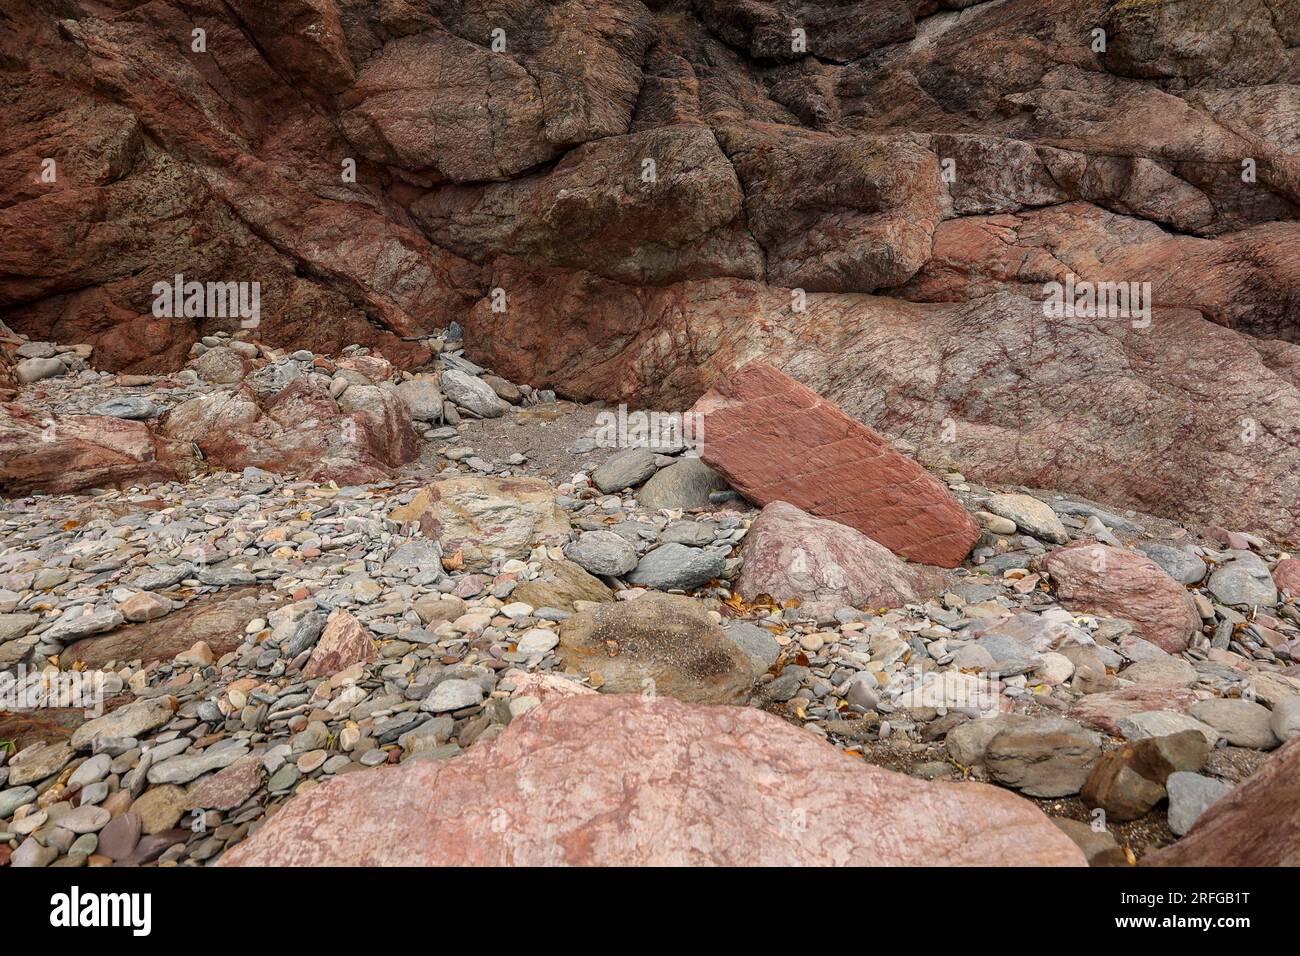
[160,378,418,485]
[512,559,613,610]
[392,476,571,571]
[2,0,1299,538]
[63,589,275,669]
[219,693,1085,866]
[1044,542,1202,654]
[736,501,948,607]
[0,402,198,495]
[694,362,979,567]
[0,0,474,371]
[464,280,1300,543]
[556,593,756,703]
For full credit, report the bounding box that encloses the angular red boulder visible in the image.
[1044,542,1201,654]
[302,610,376,680]
[692,362,979,567]
[219,694,1084,867]
[160,378,417,485]
[1274,558,1300,601]
[0,402,197,495]
[463,271,1300,542]
[1144,738,1300,866]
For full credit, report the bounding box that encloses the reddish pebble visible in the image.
[98,811,142,861]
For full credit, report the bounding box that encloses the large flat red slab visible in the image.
[692,361,979,568]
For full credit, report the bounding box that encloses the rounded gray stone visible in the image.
[89,397,160,420]
[565,530,638,577]
[16,357,66,383]
[1270,697,1300,743]
[1189,698,1280,749]
[591,448,657,493]
[637,459,730,511]
[1137,543,1207,585]
[984,493,1068,544]
[396,378,444,421]
[725,621,781,672]
[1207,553,1278,607]
[440,369,506,419]
[626,543,725,591]
[661,520,716,546]
[421,678,485,712]
[0,785,37,819]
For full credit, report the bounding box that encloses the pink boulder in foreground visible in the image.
[692,361,979,568]
[220,694,1084,867]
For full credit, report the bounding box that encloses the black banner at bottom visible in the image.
[5,865,1277,943]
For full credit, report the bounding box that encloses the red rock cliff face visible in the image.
[2,0,1299,536]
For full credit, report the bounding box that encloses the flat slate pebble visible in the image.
[97,811,143,860]
[422,679,485,712]
[61,805,112,833]
[296,750,328,773]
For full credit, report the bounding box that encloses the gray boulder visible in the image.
[440,370,506,419]
[637,459,729,511]
[1166,772,1233,836]
[725,621,781,672]
[16,356,67,383]
[565,531,638,578]
[396,378,444,422]
[626,543,724,590]
[1137,543,1207,585]
[1189,698,1280,749]
[591,448,657,493]
[984,717,1102,797]
[90,397,160,420]
[1207,552,1278,606]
